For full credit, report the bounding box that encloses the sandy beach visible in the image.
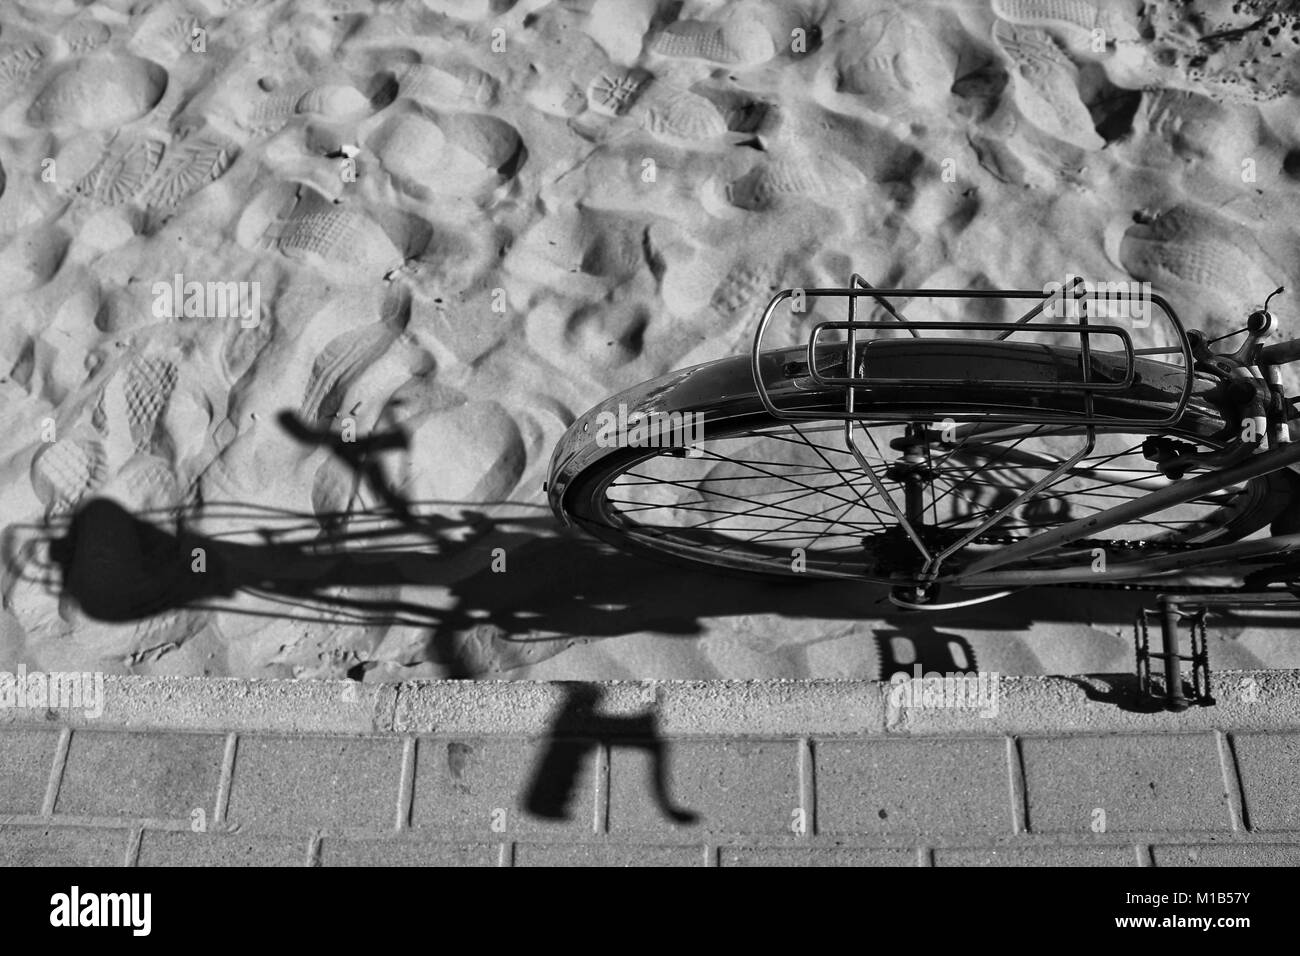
[1,0,1298,682]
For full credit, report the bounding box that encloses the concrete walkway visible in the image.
[2,672,1299,866]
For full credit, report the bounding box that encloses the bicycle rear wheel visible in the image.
[548,341,1298,586]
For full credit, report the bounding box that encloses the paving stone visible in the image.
[412,738,596,836]
[1228,733,1300,831]
[0,729,59,814]
[227,735,403,830]
[608,740,796,835]
[55,730,224,819]
[0,825,128,866]
[9,672,1300,867]
[319,838,499,866]
[934,845,1138,866]
[137,829,308,866]
[513,843,703,866]
[720,846,917,866]
[1151,843,1300,867]
[1019,734,1232,833]
[816,739,1010,836]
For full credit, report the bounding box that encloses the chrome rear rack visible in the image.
[751,273,1194,428]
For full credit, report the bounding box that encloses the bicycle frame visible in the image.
[957,437,1300,583]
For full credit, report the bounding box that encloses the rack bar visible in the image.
[808,320,1135,391]
[750,284,1193,429]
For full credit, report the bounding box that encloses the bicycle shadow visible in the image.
[26,492,895,673]
[16,409,1294,826]
[523,683,697,825]
[0,413,867,670]
[28,494,1206,681]
[13,409,1297,679]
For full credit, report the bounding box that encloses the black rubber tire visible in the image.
[551,341,1300,583]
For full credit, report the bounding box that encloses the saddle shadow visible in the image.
[523,683,697,825]
[13,409,1300,681]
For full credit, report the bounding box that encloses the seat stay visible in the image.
[958,438,1300,578]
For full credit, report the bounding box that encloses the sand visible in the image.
[1,0,1299,682]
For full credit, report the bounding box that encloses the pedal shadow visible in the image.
[874,625,979,681]
[1064,674,1190,714]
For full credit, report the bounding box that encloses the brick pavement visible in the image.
[2,673,1300,866]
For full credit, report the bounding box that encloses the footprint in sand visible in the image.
[397,59,500,111]
[309,452,362,531]
[60,17,113,56]
[0,221,69,293]
[694,86,775,135]
[650,0,799,67]
[239,83,371,133]
[140,130,239,213]
[586,66,652,118]
[96,452,183,512]
[1117,204,1280,329]
[994,0,1100,42]
[639,85,729,145]
[127,4,204,65]
[657,239,731,318]
[523,292,648,373]
[432,111,525,177]
[293,285,420,428]
[995,0,1144,52]
[30,434,107,516]
[371,104,524,199]
[244,186,406,278]
[707,258,778,320]
[27,54,168,131]
[721,150,867,212]
[507,207,646,296]
[117,355,180,456]
[1135,89,1260,176]
[830,9,957,110]
[567,296,653,370]
[71,135,165,207]
[88,352,186,467]
[421,0,518,19]
[993,20,1104,151]
[397,401,525,503]
[298,324,406,423]
[0,40,47,101]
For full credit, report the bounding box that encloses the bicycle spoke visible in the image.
[595,415,1269,580]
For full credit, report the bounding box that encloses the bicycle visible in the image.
[546,273,1300,609]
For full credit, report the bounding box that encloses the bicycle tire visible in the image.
[548,340,1299,584]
